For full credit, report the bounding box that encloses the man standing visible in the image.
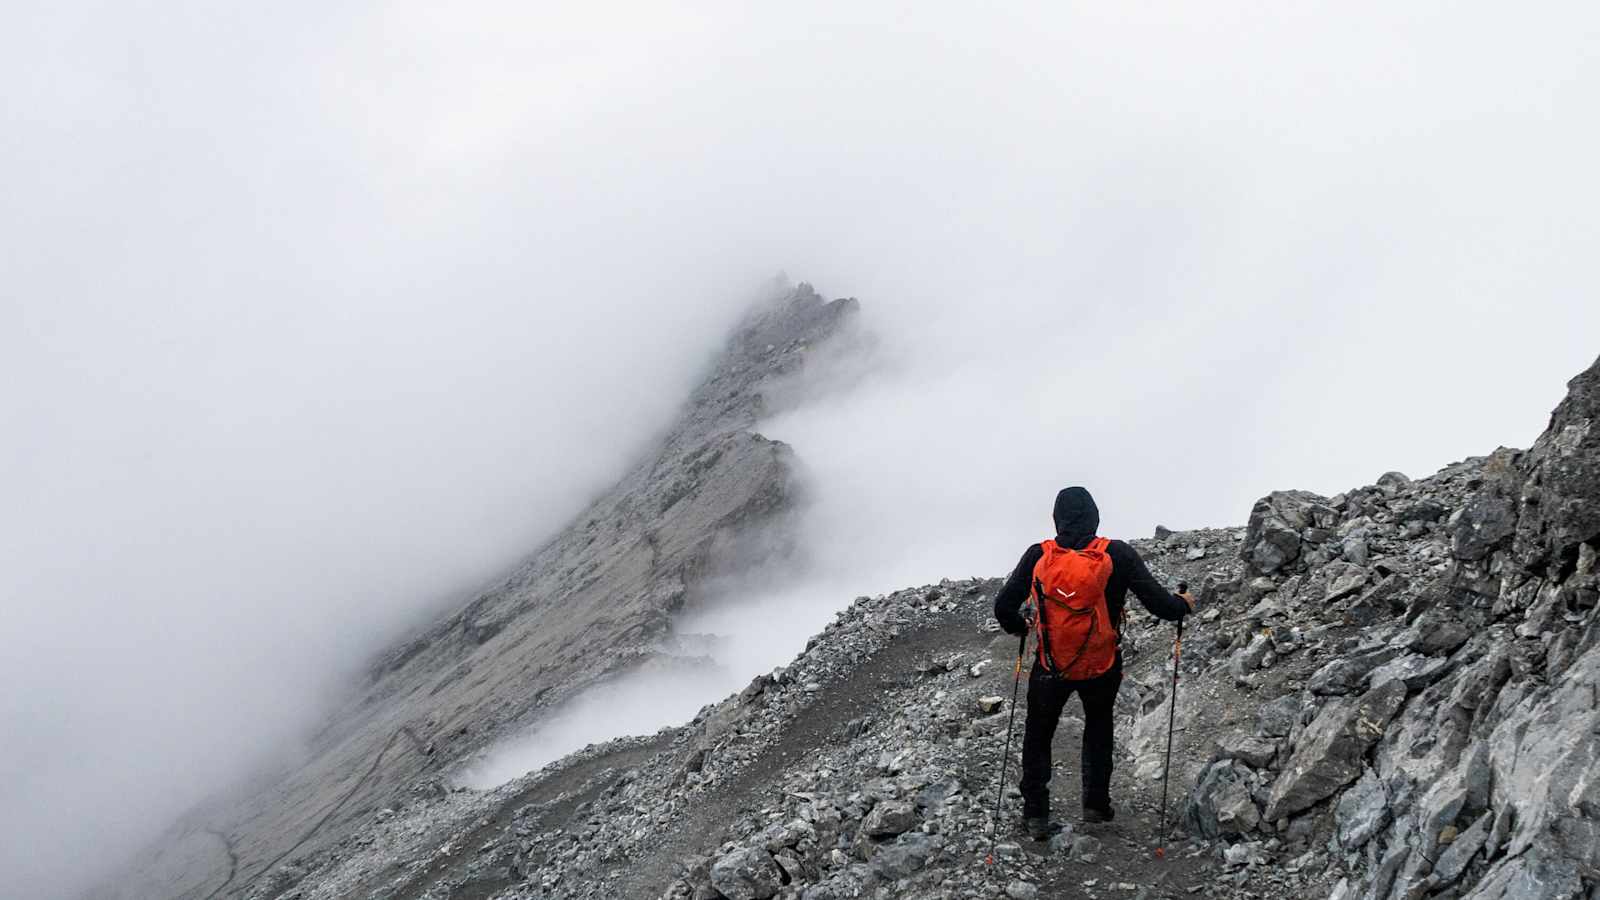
[993,486,1193,839]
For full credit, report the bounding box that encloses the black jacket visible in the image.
[993,486,1189,637]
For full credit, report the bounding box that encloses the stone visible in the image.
[1455,847,1585,900]
[860,800,917,838]
[1005,881,1039,900]
[1342,533,1371,566]
[1367,653,1455,692]
[1432,812,1491,888]
[1397,499,1448,523]
[1308,646,1403,696]
[1243,491,1326,574]
[1406,614,1472,656]
[1451,488,1518,561]
[709,846,783,900]
[1229,634,1274,677]
[976,696,1006,715]
[1214,732,1277,769]
[1334,767,1389,849]
[867,833,934,880]
[1185,760,1262,838]
[1324,564,1370,602]
[1186,545,1208,560]
[1045,825,1077,854]
[1345,574,1411,625]
[1262,679,1408,821]
[1255,694,1303,738]
[1377,471,1412,494]
[1067,834,1100,862]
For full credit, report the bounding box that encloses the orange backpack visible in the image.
[1031,537,1118,679]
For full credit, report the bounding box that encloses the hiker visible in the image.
[993,486,1194,839]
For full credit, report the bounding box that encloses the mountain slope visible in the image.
[103,284,859,900]
[252,353,1599,900]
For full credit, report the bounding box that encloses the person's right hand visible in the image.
[1178,592,1196,613]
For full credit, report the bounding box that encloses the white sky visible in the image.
[3,3,1597,897]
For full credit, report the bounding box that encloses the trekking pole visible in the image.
[985,627,1029,866]
[1158,576,1196,858]
[1158,582,1196,851]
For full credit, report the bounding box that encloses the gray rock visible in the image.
[1406,614,1472,656]
[1309,646,1403,696]
[1262,679,1408,821]
[1509,355,1600,570]
[1243,491,1329,574]
[1367,653,1455,692]
[1229,634,1274,677]
[860,800,917,838]
[1068,834,1101,862]
[710,846,783,900]
[1214,732,1277,769]
[1432,811,1492,888]
[867,833,933,880]
[1377,471,1412,494]
[1346,574,1411,625]
[1005,881,1039,900]
[1451,488,1518,561]
[1185,760,1262,838]
[1255,694,1303,738]
[1457,847,1585,900]
[1343,533,1372,566]
[1324,564,1370,602]
[1397,499,1448,523]
[1334,767,1389,849]
[1045,825,1077,854]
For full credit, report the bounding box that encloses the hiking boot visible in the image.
[1082,805,1116,824]
[1024,817,1067,840]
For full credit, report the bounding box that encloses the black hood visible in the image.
[1053,486,1100,546]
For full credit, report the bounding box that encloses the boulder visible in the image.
[867,833,934,880]
[1405,614,1472,656]
[860,800,917,838]
[1367,653,1456,693]
[1243,491,1330,574]
[1262,679,1408,821]
[1334,767,1389,849]
[1451,487,1519,562]
[1254,694,1304,739]
[710,846,783,900]
[1185,760,1262,838]
[1214,732,1278,769]
[1308,646,1403,696]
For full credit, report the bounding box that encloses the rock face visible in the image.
[1261,679,1406,821]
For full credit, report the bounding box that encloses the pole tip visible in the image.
[1154,846,1166,860]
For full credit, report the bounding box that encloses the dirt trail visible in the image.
[614,605,1223,899]
[614,614,982,899]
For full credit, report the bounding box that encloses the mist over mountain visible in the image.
[4,3,1600,900]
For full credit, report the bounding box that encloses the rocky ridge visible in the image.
[257,353,1600,900]
[101,283,860,900]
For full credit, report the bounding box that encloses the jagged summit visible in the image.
[245,353,1598,900]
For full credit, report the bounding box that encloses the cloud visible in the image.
[3,2,1598,896]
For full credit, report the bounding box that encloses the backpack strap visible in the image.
[1087,536,1111,553]
[1032,541,1056,674]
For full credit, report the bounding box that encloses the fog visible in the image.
[5,2,1599,897]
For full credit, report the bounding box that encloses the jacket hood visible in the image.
[1052,486,1100,545]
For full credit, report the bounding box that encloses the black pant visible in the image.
[1019,662,1122,819]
